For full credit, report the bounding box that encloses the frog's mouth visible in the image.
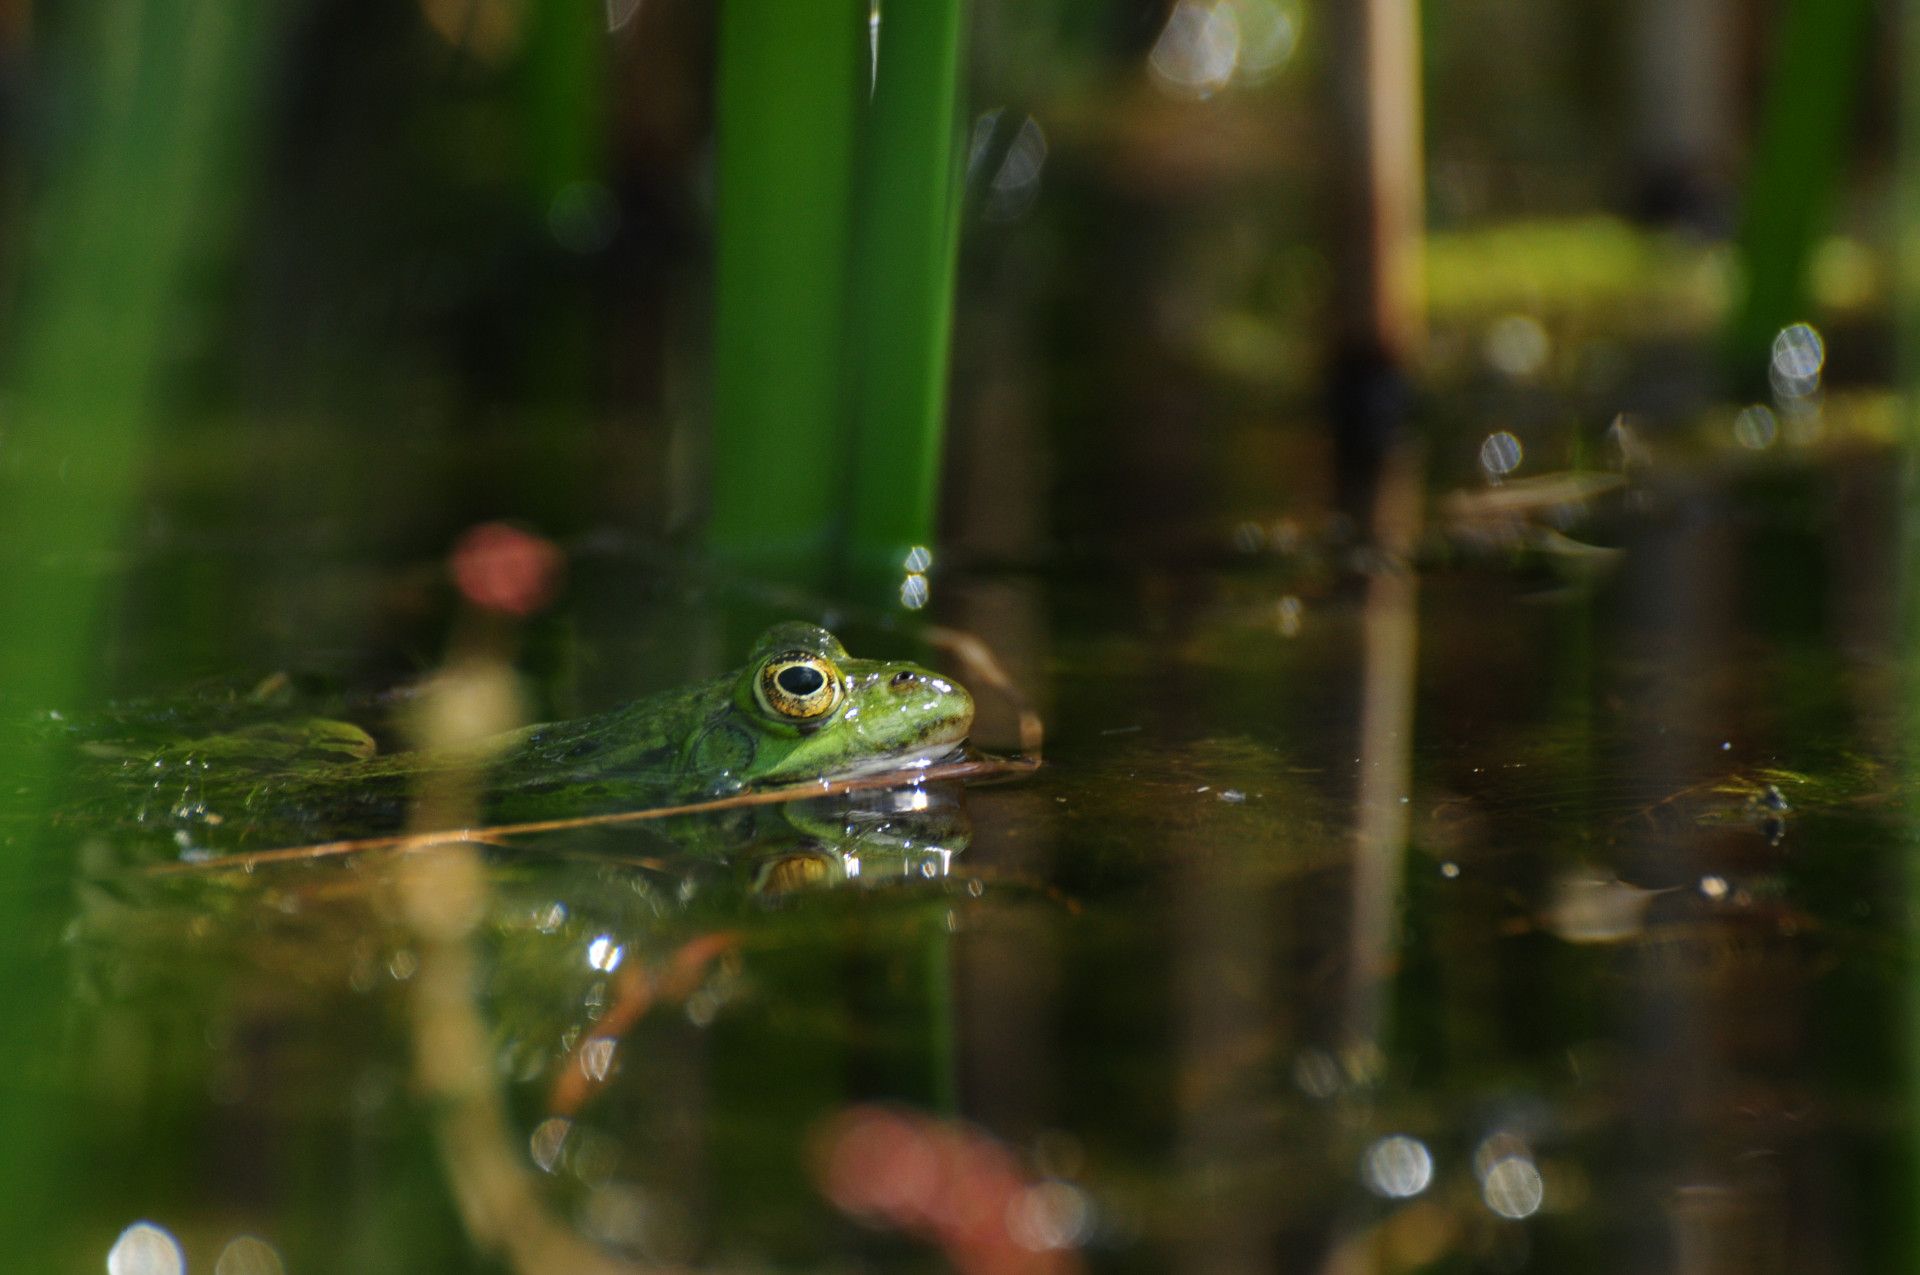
[828,738,970,781]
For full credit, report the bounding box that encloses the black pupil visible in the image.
[777,665,826,697]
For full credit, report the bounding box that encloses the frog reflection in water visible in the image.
[147,622,972,843]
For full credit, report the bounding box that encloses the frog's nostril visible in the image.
[889,671,916,690]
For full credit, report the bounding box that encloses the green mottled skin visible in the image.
[110,623,974,847]
[473,621,974,820]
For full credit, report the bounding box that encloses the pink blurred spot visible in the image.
[450,522,564,617]
[813,1105,1084,1275]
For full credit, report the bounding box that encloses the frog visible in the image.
[76,621,975,854]
[470,620,976,821]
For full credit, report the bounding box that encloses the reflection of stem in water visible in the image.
[944,583,1057,1153]
[1618,482,1732,1265]
[548,931,742,1119]
[394,650,1004,1271]
[1345,452,1424,1051]
[393,659,653,1275]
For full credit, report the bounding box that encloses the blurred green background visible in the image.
[0,1,1912,1271]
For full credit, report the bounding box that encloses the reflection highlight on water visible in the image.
[1150,1,1242,98]
[1149,0,1301,98]
[969,113,1048,224]
[1478,429,1525,478]
[1480,1155,1545,1220]
[1362,1134,1434,1199]
[107,1223,185,1275]
[1733,403,1779,450]
[213,1236,287,1275]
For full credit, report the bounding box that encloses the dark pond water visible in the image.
[12,427,1915,1274]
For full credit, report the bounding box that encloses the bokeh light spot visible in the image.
[1006,1180,1092,1251]
[1151,0,1241,97]
[107,1222,185,1275]
[1732,405,1777,451]
[1771,322,1825,381]
[820,1107,944,1221]
[580,1037,617,1082]
[1363,1135,1435,1198]
[1481,1155,1545,1218]
[1228,0,1300,79]
[900,573,930,610]
[968,114,1048,223]
[1479,431,1523,478]
[587,935,625,972]
[530,1116,572,1172]
[1292,1048,1342,1098]
[605,0,643,33]
[1276,595,1302,637]
[214,1236,286,1275]
[1485,314,1550,379]
[450,522,564,618]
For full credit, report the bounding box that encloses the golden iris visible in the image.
[754,651,844,721]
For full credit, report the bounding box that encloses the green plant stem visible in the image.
[710,0,868,586]
[1726,0,1876,391]
[710,1,967,606]
[0,1,279,1255]
[845,0,966,593]
[519,0,605,203]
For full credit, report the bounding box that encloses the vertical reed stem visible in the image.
[710,0,867,586]
[1726,0,1874,390]
[845,0,966,596]
[0,1,279,1255]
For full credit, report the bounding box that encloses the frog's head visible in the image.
[727,622,974,785]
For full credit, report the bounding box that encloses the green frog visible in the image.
[69,622,976,854]
[474,620,975,818]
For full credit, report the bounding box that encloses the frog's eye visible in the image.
[755,651,845,721]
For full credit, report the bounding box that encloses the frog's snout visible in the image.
[885,666,974,742]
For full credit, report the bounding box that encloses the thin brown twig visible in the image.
[924,624,1046,759]
[143,753,1040,877]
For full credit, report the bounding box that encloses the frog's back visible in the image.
[482,675,736,820]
